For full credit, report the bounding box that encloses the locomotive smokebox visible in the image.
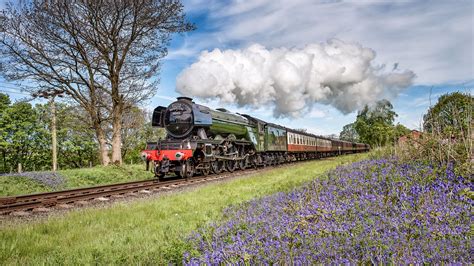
[164,98,195,138]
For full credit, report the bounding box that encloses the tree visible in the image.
[339,123,359,142]
[0,99,43,172]
[393,123,411,141]
[354,99,398,147]
[423,92,473,138]
[0,0,194,165]
[36,102,99,169]
[121,107,165,163]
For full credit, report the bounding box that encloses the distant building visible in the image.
[398,130,422,146]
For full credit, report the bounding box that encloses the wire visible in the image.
[0,81,38,90]
[0,89,30,95]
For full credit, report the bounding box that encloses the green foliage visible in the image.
[423,92,473,138]
[339,123,359,142]
[0,96,44,172]
[121,107,165,164]
[354,99,399,147]
[0,93,159,172]
[35,103,99,168]
[393,123,411,140]
[0,154,368,264]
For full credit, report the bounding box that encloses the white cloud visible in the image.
[176,40,415,117]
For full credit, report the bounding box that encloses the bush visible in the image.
[394,132,472,177]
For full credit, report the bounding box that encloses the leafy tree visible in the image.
[423,92,473,138]
[0,0,194,165]
[0,99,42,172]
[122,107,165,163]
[354,99,398,147]
[36,103,99,169]
[339,123,359,142]
[393,123,411,140]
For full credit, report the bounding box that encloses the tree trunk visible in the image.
[110,71,123,165]
[94,123,110,166]
[111,107,123,165]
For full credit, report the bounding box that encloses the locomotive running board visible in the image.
[213,154,249,161]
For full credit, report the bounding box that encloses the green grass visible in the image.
[0,176,52,196]
[60,164,152,188]
[0,164,152,197]
[0,153,368,264]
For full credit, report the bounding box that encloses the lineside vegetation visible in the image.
[0,154,367,264]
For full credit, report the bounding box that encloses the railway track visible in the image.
[0,172,240,216]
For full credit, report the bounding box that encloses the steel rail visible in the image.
[0,175,227,214]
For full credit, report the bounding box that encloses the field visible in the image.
[0,164,151,196]
[0,153,367,264]
[184,158,471,264]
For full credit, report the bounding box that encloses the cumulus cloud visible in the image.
[176,39,415,117]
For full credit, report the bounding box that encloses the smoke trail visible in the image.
[176,39,415,117]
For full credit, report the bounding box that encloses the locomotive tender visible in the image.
[142,97,369,178]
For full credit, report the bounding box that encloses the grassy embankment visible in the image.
[0,164,151,196]
[0,153,368,264]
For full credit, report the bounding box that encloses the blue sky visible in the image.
[1,0,473,135]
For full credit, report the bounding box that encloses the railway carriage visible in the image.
[142,97,370,179]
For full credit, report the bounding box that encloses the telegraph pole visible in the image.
[50,95,57,171]
[34,88,64,171]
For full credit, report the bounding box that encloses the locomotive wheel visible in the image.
[201,168,209,176]
[154,164,165,180]
[175,159,195,179]
[237,159,246,170]
[184,159,195,178]
[200,163,210,176]
[225,160,236,173]
[211,159,224,174]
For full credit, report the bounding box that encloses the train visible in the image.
[141,97,370,179]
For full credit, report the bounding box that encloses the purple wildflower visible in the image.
[183,159,472,264]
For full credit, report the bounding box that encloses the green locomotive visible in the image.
[142,97,369,178]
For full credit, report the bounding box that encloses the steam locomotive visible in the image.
[142,97,369,179]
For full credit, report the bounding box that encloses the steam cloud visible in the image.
[176,39,415,117]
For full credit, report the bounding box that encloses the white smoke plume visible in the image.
[176,39,415,117]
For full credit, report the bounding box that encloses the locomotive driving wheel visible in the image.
[225,159,236,172]
[237,158,246,170]
[210,159,224,174]
[200,163,210,176]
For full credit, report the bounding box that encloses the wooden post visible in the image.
[17,163,22,173]
[51,96,58,172]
